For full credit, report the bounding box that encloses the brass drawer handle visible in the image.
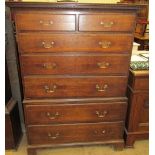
[96,110,108,118]
[96,84,108,92]
[100,21,114,28]
[39,20,53,26]
[99,41,111,49]
[97,62,110,69]
[44,84,57,93]
[48,132,59,140]
[42,41,55,49]
[46,112,59,120]
[94,130,106,135]
[43,63,57,69]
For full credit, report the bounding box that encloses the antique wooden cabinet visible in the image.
[6,2,138,155]
[5,60,22,150]
[125,69,149,147]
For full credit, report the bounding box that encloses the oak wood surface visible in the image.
[6,2,138,153]
[125,69,149,147]
[23,76,128,99]
[17,33,133,54]
[27,122,124,145]
[20,54,130,76]
[15,13,76,31]
[79,13,136,32]
[24,102,127,125]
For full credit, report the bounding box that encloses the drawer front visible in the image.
[24,76,128,98]
[27,122,123,145]
[134,77,149,90]
[131,93,149,132]
[15,13,75,31]
[138,93,149,132]
[25,102,127,125]
[21,55,130,75]
[18,33,133,53]
[79,14,136,32]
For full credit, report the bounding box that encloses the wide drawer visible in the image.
[24,102,127,125]
[20,54,130,75]
[15,13,75,31]
[17,33,133,53]
[23,76,128,98]
[79,13,136,32]
[27,122,123,145]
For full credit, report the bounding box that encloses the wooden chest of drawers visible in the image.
[125,69,149,147]
[6,2,138,155]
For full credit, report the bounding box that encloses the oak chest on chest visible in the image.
[6,2,138,154]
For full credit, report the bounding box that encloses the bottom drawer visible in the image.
[27,122,123,145]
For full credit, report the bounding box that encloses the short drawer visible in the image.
[23,76,127,99]
[20,55,130,75]
[17,33,133,53]
[24,102,127,125]
[133,77,149,90]
[79,13,136,32]
[27,122,123,145]
[15,13,75,31]
[128,70,149,90]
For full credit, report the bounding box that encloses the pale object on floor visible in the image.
[5,134,149,155]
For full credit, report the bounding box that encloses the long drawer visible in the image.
[20,54,130,75]
[15,13,75,31]
[27,122,124,145]
[23,76,128,98]
[17,33,133,53]
[79,13,136,32]
[24,102,127,125]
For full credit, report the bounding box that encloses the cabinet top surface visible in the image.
[129,69,149,77]
[6,1,139,11]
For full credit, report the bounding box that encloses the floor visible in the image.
[5,134,149,155]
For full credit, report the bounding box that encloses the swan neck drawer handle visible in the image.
[39,20,53,26]
[42,41,55,49]
[97,62,110,69]
[48,132,60,140]
[43,63,57,69]
[99,41,111,49]
[96,110,108,118]
[44,84,57,93]
[100,21,114,28]
[96,84,108,92]
[46,112,59,120]
[94,130,106,135]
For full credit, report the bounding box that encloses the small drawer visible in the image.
[23,76,128,99]
[133,77,149,90]
[20,55,130,75]
[27,122,123,145]
[128,70,149,90]
[79,13,136,32]
[24,102,127,125]
[17,33,133,54]
[15,13,75,31]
